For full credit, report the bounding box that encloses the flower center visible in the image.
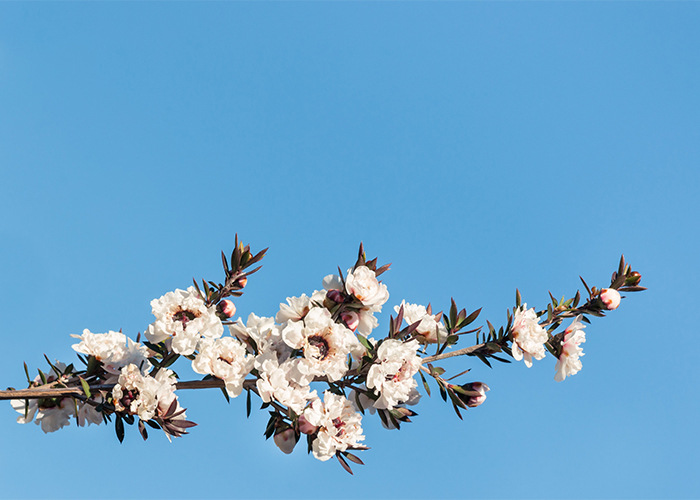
[119,389,138,412]
[307,335,330,360]
[332,417,346,437]
[172,307,200,328]
[217,355,233,365]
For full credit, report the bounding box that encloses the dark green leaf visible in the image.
[419,371,431,397]
[220,387,230,404]
[115,415,125,443]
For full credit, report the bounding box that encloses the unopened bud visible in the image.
[297,414,318,435]
[235,277,248,289]
[341,311,360,332]
[273,428,297,454]
[326,289,345,304]
[457,382,490,408]
[625,271,642,286]
[599,288,621,310]
[217,300,236,318]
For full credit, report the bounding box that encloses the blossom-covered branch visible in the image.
[1,239,645,474]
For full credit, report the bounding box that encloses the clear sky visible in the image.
[0,2,698,499]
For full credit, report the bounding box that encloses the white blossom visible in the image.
[511,305,548,368]
[255,351,317,414]
[366,339,422,410]
[281,307,359,385]
[145,286,224,356]
[345,266,389,308]
[394,301,448,344]
[71,329,150,376]
[276,294,313,324]
[112,364,180,422]
[192,336,254,397]
[554,315,586,382]
[10,361,75,433]
[302,391,365,461]
[229,313,286,358]
[77,397,104,427]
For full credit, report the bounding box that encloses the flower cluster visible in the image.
[4,241,645,474]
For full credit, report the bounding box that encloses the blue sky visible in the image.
[0,3,698,499]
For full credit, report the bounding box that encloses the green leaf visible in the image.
[343,452,364,466]
[357,335,374,352]
[79,377,91,399]
[419,371,431,397]
[461,308,482,328]
[515,288,522,308]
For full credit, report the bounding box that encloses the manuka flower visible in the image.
[71,329,150,377]
[554,315,587,382]
[394,301,448,344]
[145,287,224,356]
[302,391,365,461]
[192,336,254,397]
[366,339,422,410]
[281,307,360,385]
[511,305,548,368]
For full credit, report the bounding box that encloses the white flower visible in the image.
[145,286,224,356]
[322,273,381,337]
[366,339,422,410]
[276,294,313,324]
[394,301,449,344]
[554,316,587,382]
[302,391,365,461]
[345,266,389,308]
[11,398,75,433]
[281,307,359,384]
[77,397,104,427]
[192,336,254,397]
[229,313,285,358]
[71,329,150,375]
[10,361,75,433]
[255,352,317,414]
[511,305,548,368]
[112,364,179,422]
[35,399,74,433]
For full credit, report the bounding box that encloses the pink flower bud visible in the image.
[235,277,247,289]
[297,414,318,435]
[341,311,360,332]
[217,300,236,318]
[600,288,621,310]
[326,289,345,303]
[273,428,297,454]
[457,382,490,408]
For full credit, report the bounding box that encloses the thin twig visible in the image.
[421,343,485,364]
